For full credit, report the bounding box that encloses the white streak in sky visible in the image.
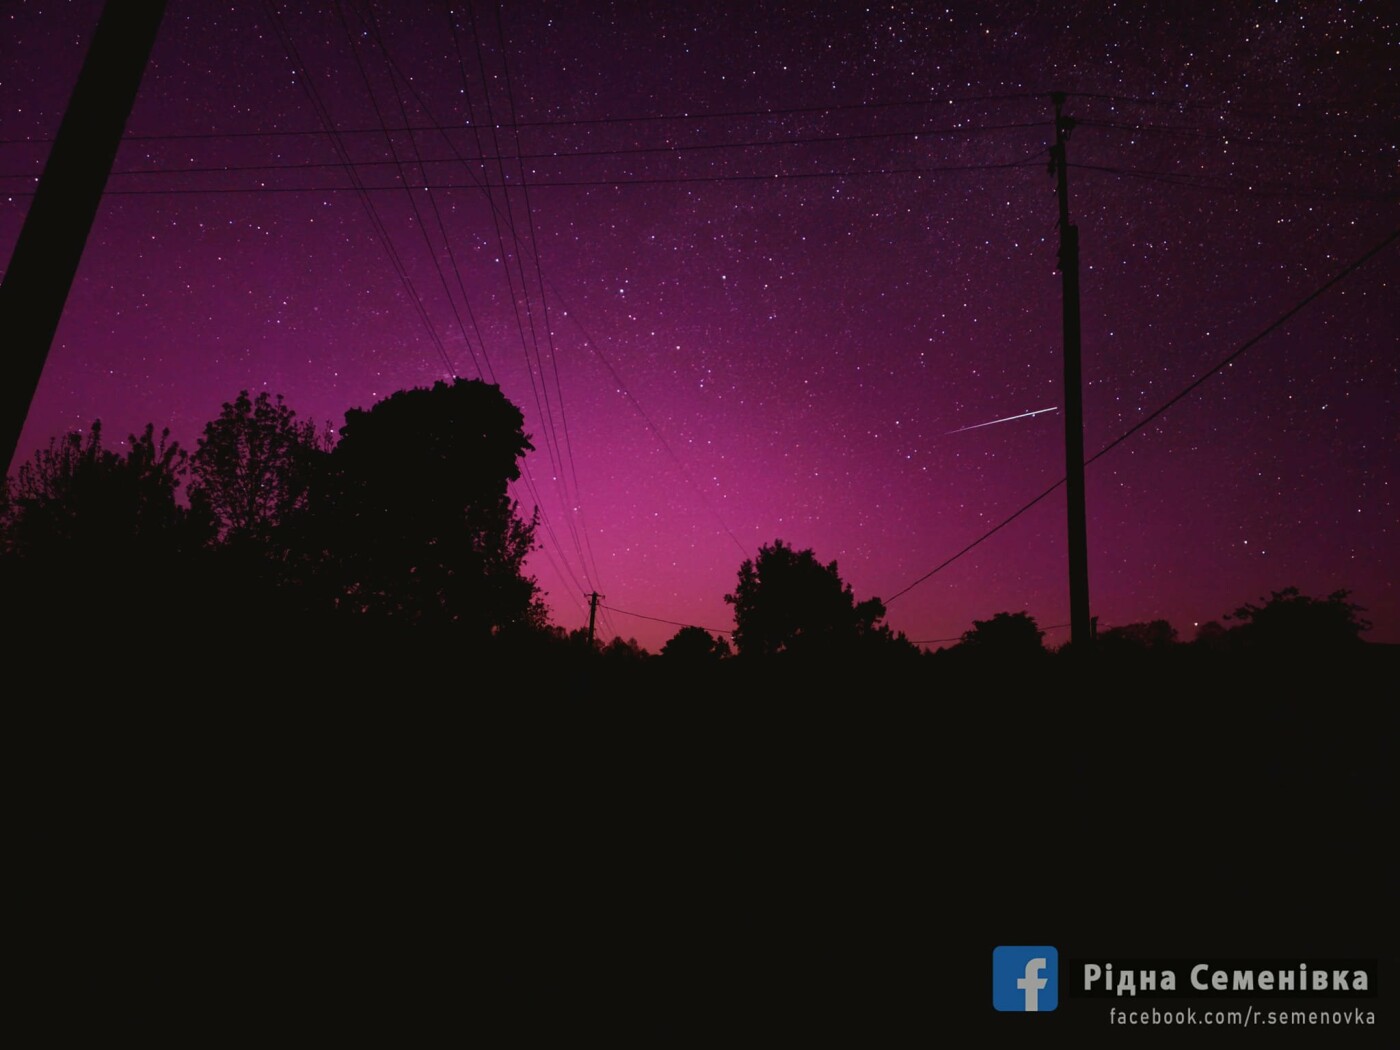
[948,406,1059,434]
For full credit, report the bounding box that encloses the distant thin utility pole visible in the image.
[1050,92,1093,650]
[587,592,602,646]
[0,2,166,473]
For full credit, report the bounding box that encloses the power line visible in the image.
[1076,117,1389,150]
[885,226,1399,605]
[0,91,1045,148]
[13,146,1378,203]
[257,0,457,380]
[884,476,1065,605]
[402,4,753,563]
[1063,91,1204,110]
[537,290,752,558]
[481,0,578,560]
[1064,91,1383,134]
[446,90,1045,129]
[24,84,1041,576]
[352,0,605,612]
[333,0,486,380]
[341,0,705,612]
[268,2,592,615]
[0,121,1050,179]
[2,93,1362,151]
[463,0,594,592]
[2,157,1045,197]
[335,19,610,627]
[601,604,734,636]
[1072,161,1393,202]
[1082,228,1398,465]
[431,0,602,600]
[354,0,497,385]
[492,0,606,604]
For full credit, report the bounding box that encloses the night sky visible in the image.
[3,1,1396,651]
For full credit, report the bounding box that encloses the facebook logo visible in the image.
[993,946,1058,1012]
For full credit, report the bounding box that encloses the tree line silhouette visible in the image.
[1,379,1379,689]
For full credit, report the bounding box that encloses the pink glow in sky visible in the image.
[4,2,1395,651]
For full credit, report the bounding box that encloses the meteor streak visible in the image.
[948,406,1059,434]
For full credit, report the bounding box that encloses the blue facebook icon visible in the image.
[993,946,1058,1012]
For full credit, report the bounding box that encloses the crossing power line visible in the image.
[884,226,1400,606]
[0,121,1051,180]
[0,91,1048,147]
[1,157,1049,195]
[601,605,735,636]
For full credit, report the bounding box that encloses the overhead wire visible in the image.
[266,1,606,626]
[1071,161,1393,202]
[492,0,608,609]
[0,121,1052,181]
[884,226,1399,605]
[332,0,486,380]
[9,156,1046,195]
[257,0,457,380]
[531,283,752,559]
[350,0,499,384]
[437,0,584,600]
[0,90,1047,148]
[1064,90,1383,135]
[601,605,734,636]
[1075,117,1388,150]
[7,31,1386,640]
[435,1,750,573]
[348,10,610,631]
[274,1,595,616]
[8,38,1385,637]
[442,0,600,608]
[462,1,598,600]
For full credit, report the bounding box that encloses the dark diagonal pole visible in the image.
[0,2,166,472]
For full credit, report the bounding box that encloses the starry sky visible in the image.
[3,1,1396,651]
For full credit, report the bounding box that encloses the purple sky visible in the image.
[3,1,1396,651]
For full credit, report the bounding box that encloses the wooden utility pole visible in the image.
[1050,92,1092,649]
[0,2,166,472]
[587,592,602,646]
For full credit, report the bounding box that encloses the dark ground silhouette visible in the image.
[7,387,1394,1044]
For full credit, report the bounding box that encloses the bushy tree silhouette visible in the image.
[1225,587,1369,650]
[3,420,208,562]
[1192,620,1230,651]
[724,539,895,658]
[1099,619,1178,653]
[601,636,649,663]
[1,421,213,630]
[191,390,329,541]
[957,611,1045,658]
[660,625,732,663]
[317,378,544,636]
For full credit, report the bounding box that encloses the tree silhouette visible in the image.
[1225,587,1369,650]
[660,625,732,663]
[724,539,891,658]
[601,635,649,663]
[957,611,1046,658]
[1099,619,1178,653]
[1192,620,1230,652]
[1,421,213,628]
[317,378,544,636]
[3,421,208,562]
[191,390,329,541]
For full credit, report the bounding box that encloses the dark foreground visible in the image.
[18,643,1395,1045]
